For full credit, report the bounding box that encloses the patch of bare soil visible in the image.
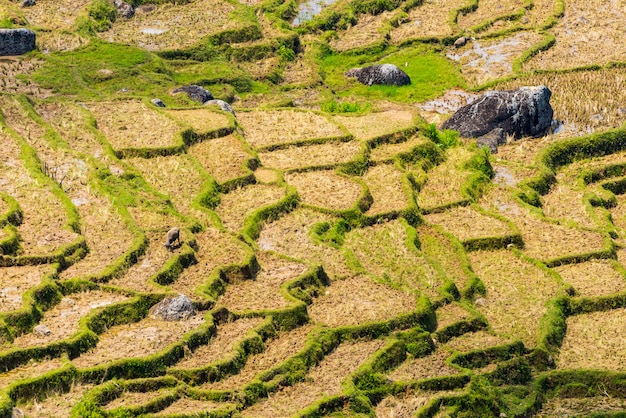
[536,395,626,417]
[369,135,431,162]
[553,259,626,298]
[71,314,205,369]
[389,0,468,42]
[329,11,392,52]
[468,249,561,347]
[258,141,362,171]
[285,170,363,211]
[375,389,466,417]
[0,358,65,390]
[153,397,236,416]
[103,387,177,411]
[425,206,514,242]
[256,208,352,279]
[216,183,288,232]
[0,58,47,97]
[237,110,344,149]
[558,309,626,371]
[388,349,460,382]
[308,275,416,327]
[20,0,91,30]
[333,109,417,142]
[203,324,316,390]
[0,265,53,313]
[190,134,252,184]
[363,163,410,215]
[444,330,512,352]
[173,317,264,369]
[218,253,308,312]
[87,101,182,150]
[12,290,130,348]
[169,228,250,300]
[241,339,385,418]
[98,0,239,51]
[17,383,95,418]
[163,108,230,135]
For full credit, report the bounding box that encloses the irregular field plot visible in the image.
[71,314,205,369]
[456,0,526,29]
[389,0,467,42]
[553,259,625,297]
[540,182,594,227]
[285,170,363,211]
[0,358,65,389]
[88,101,182,150]
[237,110,344,148]
[11,290,130,348]
[98,0,240,51]
[204,324,316,390]
[36,31,89,53]
[388,350,460,382]
[20,0,90,30]
[218,253,308,312]
[281,55,319,86]
[17,383,95,418]
[376,389,467,417]
[0,265,52,313]
[173,317,264,369]
[558,309,626,371]
[536,396,626,418]
[257,141,362,171]
[333,109,416,141]
[216,183,288,232]
[363,163,410,215]
[104,388,176,411]
[190,134,252,183]
[153,398,235,416]
[444,330,512,352]
[436,302,473,330]
[329,12,393,52]
[468,249,561,347]
[163,108,231,135]
[369,135,431,162]
[308,275,416,327]
[241,339,385,418]
[425,206,514,243]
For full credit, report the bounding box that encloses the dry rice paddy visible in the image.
[0,265,53,313]
[20,0,91,31]
[369,135,431,162]
[390,0,467,41]
[388,349,460,382]
[553,259,626,297]
[153,398,235,416]
[536,396,626,417]
[456,0,526,30]
[0,358,66,389]
[425,205,515,243]
[258,140,362,171]
[216,183,288,232]
[163,108,231,135]
[329,11,393,52]
[190,134,252,184]
[17,383,95,418]
[363,163,410,215]
[285,170,363,211]
[333,108,417,141]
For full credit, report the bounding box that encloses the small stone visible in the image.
[172,85,214,104]
[20,0,36,6]
[34,324,51,336]
[151,98,166,108]
[474,297,486,307]
[149,294,196,321]
[454,36,468,48]
[12,408,24,418]
[112,0,135,18]
[204,99,235,115]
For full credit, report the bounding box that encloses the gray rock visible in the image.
[172,85,214,103]
[476,128,506,153]
[151,98,166,107]
[12,408,24,418]
[345,63,411,86]
[20,0,36,6]
[204,99,235,116]
[0,29,36,56]
[454,36,469,48]
[112,0,134,18]
[441,86,554,139]
[149,295,195,321]
[34,324,51,336]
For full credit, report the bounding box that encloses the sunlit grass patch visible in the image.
[254,167,279,183]
[285,170,363,211]
[363,163,410,215]
[389,0,466,42]
[218,253,308,312]
[308,274,416,326]
[216,183,288,232]
[241,339,385,418]
[536,395,626,418]
[553,259,626,298]
[163,108,231,136]
[190,134,252,184]
[237,110,345,149]
[88,100,182,150]
[329,11,393,53]
[20,0,90,30]
[17,383,95,418]
[388,349,460,382]
[369,134,430,162]
[332,108,417,141]
[0,265,52,312]
[541,183,595,228]
[257,140,362,171]
[558,309,626,371]
[468,249,561,347]
[425,205,515,243]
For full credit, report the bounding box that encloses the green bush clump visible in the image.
[89,0,117,32]
[424,123,460,149]
[321,99,370,113]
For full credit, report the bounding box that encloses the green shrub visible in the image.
[89,0,117,32]
[424,123,460,149]
[321,99,370,113]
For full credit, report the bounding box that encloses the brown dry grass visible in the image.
[174,317,264,369]
[285,170,363,211]
[216,183,288,232]
[0,58,47,96]
[254,167,279,183]
[97,0,239,51]
[388,349,460,382]
[104,387,177,411]
[12,291,130,348]
[218,253,308,312]
[524,0,558,27]
[190,134,252,184]
[390,0,467,42]
[17,383,95,418]
[257,141,362,171]
[363,163,410,215]
[536,396,626,418]
[418,146,475,211]
[170,228,250,299]
[609,194,626,236]
[237,110,344,149]
[20,0,91,30]
[344,220,443,298]
[542,182,595,227]
[553,260,626,297]
[425,205,514,242]
[329,11,393,52]
[375,389,466,418]
[127,207,180,232]
[0,358,65,389]
[163,108,230,134]
[241,339,385,418]
[88,101,182,150]
[558,309,626,371]
[256,208,352,279]
[489,134,560,166]
[435,303,472,330]
[497,69,626,135]
[491,163,538,188]
[308,275,416,327]
[0,265,53,313]
[332,108,417,142]
[203,324,316,390]
[370,135,431,162]
[456,0,525,29]
[71,314,205,369]
[525,0,626,70]
[444,330,512,352]
[154,398,236,416]
[281,55,320,87]
[468,249,561,347]
[36,31,89,53]
[237,56,282,80]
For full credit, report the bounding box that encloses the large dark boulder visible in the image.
[441,86,554,139]
[345,64,411,86]
[0,29,36,56]
[172,85,214,104]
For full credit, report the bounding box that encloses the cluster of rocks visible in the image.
[153,85,236,116]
